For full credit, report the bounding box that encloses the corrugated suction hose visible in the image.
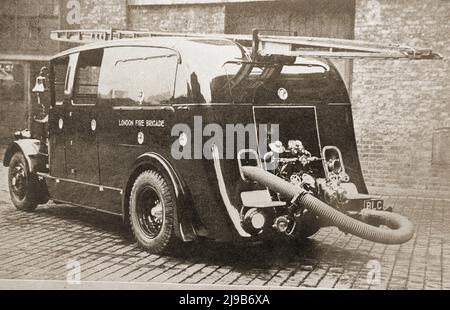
[242,166,414,244]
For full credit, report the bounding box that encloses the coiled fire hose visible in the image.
[241,166,414,244]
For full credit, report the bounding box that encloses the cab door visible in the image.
[64,49,103,186]
[49,56,70,178]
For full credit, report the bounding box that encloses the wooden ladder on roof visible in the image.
[50,28,442,61]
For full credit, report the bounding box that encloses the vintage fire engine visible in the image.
[3,29,441,253]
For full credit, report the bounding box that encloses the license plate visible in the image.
[364,199,384,210]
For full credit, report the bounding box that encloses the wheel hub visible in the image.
[136,186,164,239]
[10,165,26,199]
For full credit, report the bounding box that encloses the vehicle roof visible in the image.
[50,37,243,60]
[50,36,344,104]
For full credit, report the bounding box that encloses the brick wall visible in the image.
[353,0,450,198]
[69,0,450,197]
[79,0,127,29]
[224,0,355,91]
[128,4,225,33]
[0,0,60,143]
[0,0,59,55]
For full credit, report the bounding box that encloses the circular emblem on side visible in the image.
[137,132,144,145]
[91,119,97,131]
[277,87,288,100]
[58,118,63,129]
[179,131,188,147]
[137,91,144,105]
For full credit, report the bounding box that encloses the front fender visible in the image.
[123,152,197,241]
[3,139,45,172]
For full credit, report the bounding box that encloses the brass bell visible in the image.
[32,76,46,93]
[32,66,49,93]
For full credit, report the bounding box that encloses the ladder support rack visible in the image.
[50,28,442,61]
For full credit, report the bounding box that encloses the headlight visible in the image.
[327,158,342,174]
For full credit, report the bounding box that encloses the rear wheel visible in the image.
[294,211,321,240]
[295,223,320,239]
[129,170,179,253]
[8,152,39,212]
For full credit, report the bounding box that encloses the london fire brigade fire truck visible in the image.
[3,29,441,253]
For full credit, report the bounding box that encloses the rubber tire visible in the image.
[295,222,321,239]
[8,152,39,212]
[295,212,321,239]
[129,170,179,253]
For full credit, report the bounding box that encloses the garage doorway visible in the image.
[224,0,355,91]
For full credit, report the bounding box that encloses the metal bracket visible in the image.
[237,149,262,181]
[50,28,442,60]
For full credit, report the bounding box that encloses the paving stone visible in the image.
[0,163,448,288]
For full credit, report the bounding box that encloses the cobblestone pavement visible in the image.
[0,152,449,289]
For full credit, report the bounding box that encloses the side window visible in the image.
[51,57,69,104]
[73,49,103,102]
[99,47,177,106]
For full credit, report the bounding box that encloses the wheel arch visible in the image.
[122,152,197,242]
[3,139,43,172]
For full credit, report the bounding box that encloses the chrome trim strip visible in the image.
[211,144,250,238]
[178,224,188,242]
[117,143,146,148]
[172,103,253,107]
[37,173,122,193]
[71,103,95,106]
[113,105,175,112]
[328,102,351,106]
[313,105,323,152]
[71,99,95,106]
[253,105,316,109]
[52,45,181,67]
[251,105,261,165]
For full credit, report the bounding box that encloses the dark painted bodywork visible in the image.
[3,37,367,242]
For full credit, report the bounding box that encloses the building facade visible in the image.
[0,0,79,142]
[0,0,449,197]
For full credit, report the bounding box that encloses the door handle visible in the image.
[176,105,190,111]
[162,106,175,113]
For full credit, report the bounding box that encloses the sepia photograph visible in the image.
[0,0,448,295]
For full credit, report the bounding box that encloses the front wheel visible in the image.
[8,152,40,212]
[129,170,179,253]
